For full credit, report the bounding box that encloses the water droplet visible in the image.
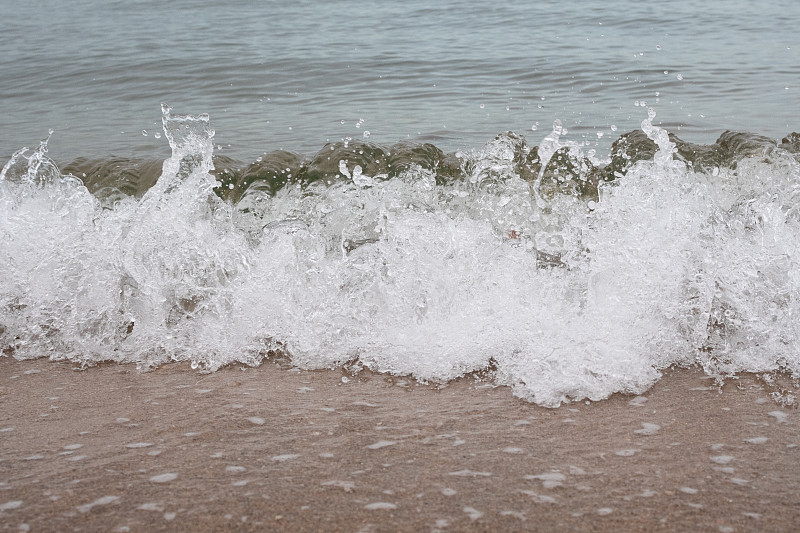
[479,103,485,109]
[676,73,683,80]
[142,130,148,136]
[154,132,161,139]
[656,44,662,50]
[610,124,617,131]
[363,131,370,138]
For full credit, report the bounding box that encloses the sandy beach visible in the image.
[0,356,798,532]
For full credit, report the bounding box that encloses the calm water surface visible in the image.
[1,0,798,161]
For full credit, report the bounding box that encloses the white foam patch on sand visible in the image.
[0,501,23,511]
[448,470,491,477]
[525,472,566,488]
[634,423,660,435]
[519,490,557,504]
[628,396,648,407]
[321,480,355,492]
[271,454,300,462]
[615,449,638,457]
[138,503,164,511]
[503,447,524,454]
[76,495,119,513]
[463,507,483,520]
[366,440,397,450]
[149,473,178,483]
[768,411,788,423]
[364,502,397,510]
[710,455,735,465]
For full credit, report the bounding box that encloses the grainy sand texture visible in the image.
[0,356,798,532]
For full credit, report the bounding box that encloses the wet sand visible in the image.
[0,356,798,532]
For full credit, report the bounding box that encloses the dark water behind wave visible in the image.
[62,127,800,207]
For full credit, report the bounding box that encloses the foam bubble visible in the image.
[76,495,119,513]
[149,473,178,483]
[364,502,397,510]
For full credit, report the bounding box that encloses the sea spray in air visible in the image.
[2,106,800,406]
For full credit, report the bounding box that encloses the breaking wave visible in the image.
[3,104,800,406]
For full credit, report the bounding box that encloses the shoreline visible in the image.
[0,357,798,532]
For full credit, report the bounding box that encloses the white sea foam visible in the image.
[710,455,735,465]
[519,490,557,504]
[76,495,119,513]
[2,107,800,407]
[138,503,164,511]
[525,472,566,488]
[463,507,483,520]
[0,501,23,511]
[364,502,397,510]
[149,473,178,483]
[321,480,355,492]
[768,411,788,423]
[634,423,661,436]
[448,469,491,477]
[366,440,397,450]
[271,454,299,462]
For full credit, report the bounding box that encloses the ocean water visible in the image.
[1,0,799,406]
[2,0,799,160]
